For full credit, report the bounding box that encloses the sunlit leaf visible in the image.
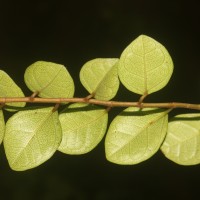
[161,114,200,165]
[4,107,62,171]
[105,107,169,165]
[0,70,25,110]
[80,58,119,100]
[24,61,74,98]
[58,103,108,154]
[0,109,5,144]
[118,35,173,95]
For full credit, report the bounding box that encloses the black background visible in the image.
[0,0,200,199]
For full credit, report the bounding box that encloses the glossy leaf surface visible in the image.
[4,107,62,171]
[0,109,5,144]
[161,114,200,165]
[118,35,173,95]
[80,58,119,100]
[0,70,25,110]
[105,107,168,164]
[58,103,108,154]
[24,61,74,98]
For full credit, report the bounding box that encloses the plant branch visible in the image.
[0,97,200,110]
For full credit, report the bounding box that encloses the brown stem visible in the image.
[0,97,200,110]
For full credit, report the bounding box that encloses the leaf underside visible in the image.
[161,114,200,165]
[105,107,168,165]
[118,35,173,95]
[24,61,75,98]
[0,70,25,111]
[80,58,119,100]
[4,107,62,171]
[0,109,5,144]
[58,103,108,154]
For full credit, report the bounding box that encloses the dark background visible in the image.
[0,0,200,199]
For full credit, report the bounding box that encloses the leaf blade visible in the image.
[105,107,168,165]
[161,114,200,165]
[118,35,173,95]
[0,109,5,144]
[24,61,75,98]
[58,103,108,154]
[80,58,119,100]
[4,107,62,171]
[0,70,25,110]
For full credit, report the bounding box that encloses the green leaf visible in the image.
[58,103,108,154]
[24,61,75,98]
[0,109,5,144]
[161,114,200,165]
[118,35,173,95]
[80,58,119,100]
[4,107,62,171]
[105,107,169,165]
[0,70,25,110]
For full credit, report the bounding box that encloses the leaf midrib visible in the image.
[11,111,54,166]
[33,67,62,94]
[142,36,147,93]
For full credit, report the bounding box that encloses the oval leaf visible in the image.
[24,61,74,98]
[105,107,168,165]
[0,109,5,144]
[80,58,119,100]
[161,114,200,165]
[58,103,108,154]
[4,107,62,171]
[0,70,25,110]
[118,35,173,95]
